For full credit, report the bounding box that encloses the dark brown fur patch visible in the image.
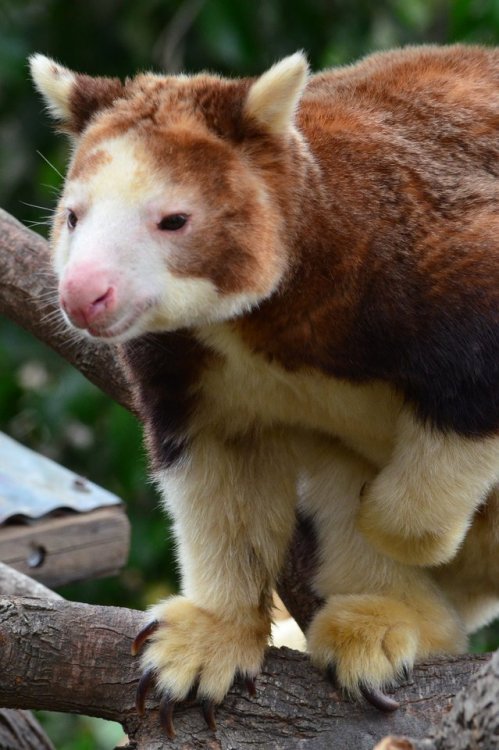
[120,331,212,469]
[68,74,124,134]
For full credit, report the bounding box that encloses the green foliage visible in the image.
[35,713,124,750]
[0,1,498,746]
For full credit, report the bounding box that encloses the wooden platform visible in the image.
[0,432,130,586]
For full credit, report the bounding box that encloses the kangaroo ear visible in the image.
[244,52,309,135]
[29,54,124,135]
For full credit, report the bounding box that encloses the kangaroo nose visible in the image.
[60,281,117,329]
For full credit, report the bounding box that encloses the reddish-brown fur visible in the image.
[69,147,111,181]
[55,44,499,437]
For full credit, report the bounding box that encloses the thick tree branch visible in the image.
[0,561,61,601]
[0,592,489,750]
[0,564,58,749]
[0,208,133,414]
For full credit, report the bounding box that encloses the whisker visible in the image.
[24,220,52,228]
[36,150,64,179]
[51,324,84,344]
[37,298,61,310]
[41,183,62,194]
[19,200,57,213]
[39,309,65,325]
[35,282,58,290]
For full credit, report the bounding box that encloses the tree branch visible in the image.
[0,561,61,601]
[0,564,59,749]
[0,208,133,415]
[0,592,489,750]
[0,710,55,750]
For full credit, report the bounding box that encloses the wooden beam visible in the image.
[0,507,130,587]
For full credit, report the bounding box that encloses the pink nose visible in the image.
[60,279,117,329]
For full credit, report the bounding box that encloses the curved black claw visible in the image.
[360,684,400,713]
[159,694,176,740]
[136,668,156,715]
[245,677,257,697]
[131,619,160,656]
[202,700,217,732]
[400,663,412,683]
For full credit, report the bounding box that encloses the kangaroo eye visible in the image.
[158,214,189,231]
[67,209,78,230]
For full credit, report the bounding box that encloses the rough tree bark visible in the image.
[0,583,489,750]
[0,710,55,750]
[0,207,497,748]
[0,564,59,749]
[374,650,499,750]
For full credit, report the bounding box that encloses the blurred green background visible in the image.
[0,0,498,747]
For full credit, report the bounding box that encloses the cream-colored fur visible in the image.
[143,596,269,702]
[244,52,309,134]
[156,428,297,618]
[433,486,499,631]
[152,427,298,699]
[358,410,499,565]
[196,324,499,566]
[298,434,466,694]
[195,325,400,466]
[30,54,76,122]
[149,328,493,698]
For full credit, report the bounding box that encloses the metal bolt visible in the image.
[72,476,91,493]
